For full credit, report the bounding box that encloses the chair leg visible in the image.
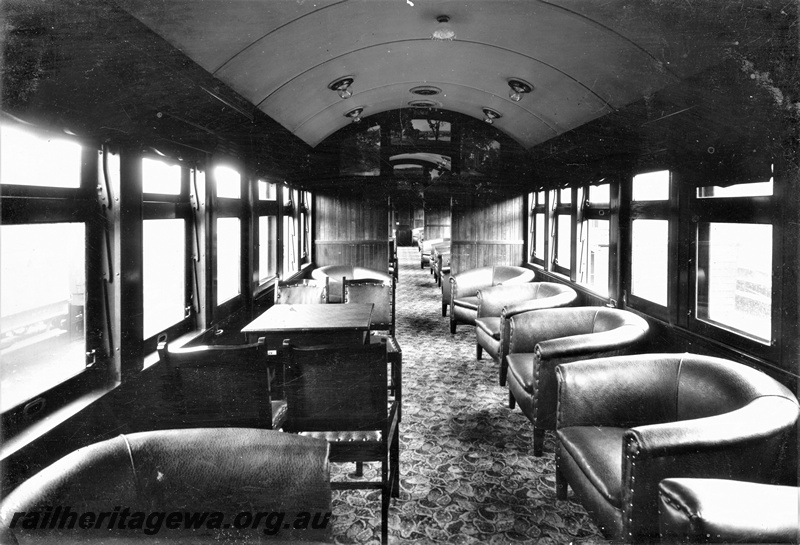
[442,302,447,317]
[450,316,456,334]
[556,464,568,500]
[533,428,545,457]
[355,461,364,476]
[508,389,516,409]
[381,461,390,544]
[391,425,400,498]
[476,343,482,360]
[499,358,508,387]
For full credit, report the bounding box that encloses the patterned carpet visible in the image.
[329,247,606,544]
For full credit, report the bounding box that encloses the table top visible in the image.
[241,303,374,334]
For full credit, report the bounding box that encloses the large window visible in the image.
[578,184,611,296]
[1,124,81,189]
[552,188,572,274]
[282,187,298,278]
[216,217,241,304]
[696,223,772,343]
[528,191,546,265]
[213,163,244,307]
[1,223,86,412]
[143,219,186,339]
[629,170,671,312]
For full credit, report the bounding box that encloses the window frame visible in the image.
[551,187,574,277]
[254,179,280,295]
[528,191,547,267]
[577,182,612,298]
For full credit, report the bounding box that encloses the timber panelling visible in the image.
[314,194,390,271]
[451,195,525,274]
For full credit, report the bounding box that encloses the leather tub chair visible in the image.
[449,265,535,333]
[658,478,799,544]
[554,353,800,542]
[419,238,448,269]
[440,261,452,317]
[475,282,578,385]
[430,242,450,284]
[0,428,333,544]
[506,307,649,456]
[311,265,392,303]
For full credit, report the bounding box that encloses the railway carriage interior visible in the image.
[1,0,798,543]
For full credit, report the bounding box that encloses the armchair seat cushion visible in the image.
[559,426,626,508]
[454,296,478,311]
[475,317,501,340]
[506,353,534,393]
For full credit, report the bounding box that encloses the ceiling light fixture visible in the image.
[410,85,442,96]
[344,107,364,123]
[508,78,533,102]
[328,76,354,99]
[482,108,502,124]
[408,100,440,108]
[431,15,455,41]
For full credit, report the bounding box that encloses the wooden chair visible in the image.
[275,277,328,304]
[157,335,287,430]
[281,341,400,544]
[343,278,402,418]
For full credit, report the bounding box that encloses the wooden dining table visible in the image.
[241,303,374,349]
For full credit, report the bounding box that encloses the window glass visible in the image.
[143,219,185,338]
[579,219,609,296]
[1,223,85,412]
[633,170,670,201]
[258,180,277,201]
[697,180,773,199]
[215,165,241,199]
[631,219,668,305]
[559,188,571,204]
[258,216,277,283]
[142,157,181,195]
[536,191,545,204]
[534,213,545,260]
[282,215,297,277]
[1,123,82,188]
[589,184,610,204]
[696,222,772,342]
[216,218,241,304]
[556,214,571,269]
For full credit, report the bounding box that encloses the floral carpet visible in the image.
[329,247,606,544]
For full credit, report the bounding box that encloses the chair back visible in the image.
[276,277,328,304]
[344,278,395,334]
[157,335,285,429]
[282,341,389,433]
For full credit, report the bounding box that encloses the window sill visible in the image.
[0,385,115,462]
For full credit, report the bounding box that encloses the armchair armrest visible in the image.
[536,325,646,362]
[451,267,492,299]
[477,283,542,318]
[502,291,577,320]
[556,356,681,428]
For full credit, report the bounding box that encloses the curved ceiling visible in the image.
[113,0,742,149]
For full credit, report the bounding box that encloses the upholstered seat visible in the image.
[311,265,392,303]
[449,265,535,333]
[0,428,332,544]
[506,306,649,455]
[474,282,578,385]
[419,237,448,269]
[555,353,800,542]
[658,478,800,544]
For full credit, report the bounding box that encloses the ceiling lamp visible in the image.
[482,108,502,124]
[508,78,533,102]
[431,15,455,41]
[328,76,354,99]
[344,107,364,123]
[408,100,440,108]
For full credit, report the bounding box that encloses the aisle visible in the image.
[329,246,604,544]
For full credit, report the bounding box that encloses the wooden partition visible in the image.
[450,194,525,274]
[424,203,451,241]
[314,193,391,271]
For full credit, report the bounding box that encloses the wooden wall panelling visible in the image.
[314,193,390,270]
[424,203,451,241]
[451,195,525,274]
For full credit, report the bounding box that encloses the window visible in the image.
[697,180,773,198]
[258,180,277,201]
[142,157,181,195]
[1,223,86,412]
[301,191,311,264]
[1,123,81,188]
[632,170,670,201]
[631,219,669,306]
[216,217,241,304]
[696,223,772,343]
[578,183,611,296]
[629,171,672,314]
[528,192,546,264]
[552,189,572,274]
[283,214,297,277]
[258,216,277,283]
[142,219,186,339]
[215,165,241,199]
